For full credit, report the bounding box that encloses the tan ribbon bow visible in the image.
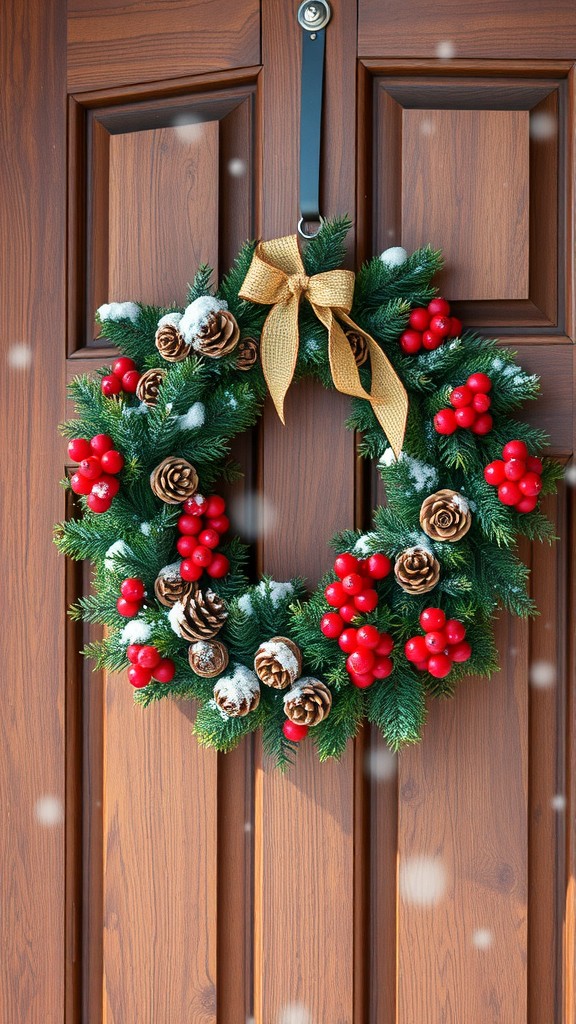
[239,233,408,456]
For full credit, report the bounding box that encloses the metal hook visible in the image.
[298,216,323,240]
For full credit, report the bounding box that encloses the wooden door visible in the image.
[1,1,574,1022]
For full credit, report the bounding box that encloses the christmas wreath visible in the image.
[55,218,561,768]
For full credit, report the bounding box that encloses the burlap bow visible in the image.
[239,234,408,456]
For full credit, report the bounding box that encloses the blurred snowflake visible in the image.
[173,114,203,144]
[7,343,32,369]
[529,111,557,141]
[529,660,556,688]
[551,794,566,812]
[472,928,493,950]
[229,491,278,541]
[35,795,64,826]
[565,464,576,487]
[364,743,397,781]
[435,40,456,59]
[228,158,247,177]
[399,855,446,906]
[278,1003,312,1024]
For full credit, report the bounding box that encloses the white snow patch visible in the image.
[223,390,238,410]
[158,561,182,581]
[157,311,183,330]
[237,593,253,616]
[400,453,438,492]
[353,533,378,555]
[97,301,140,324]
[215,664,259,704]
[104,539,130,570]
[120,619,152,645]
[379,447,398,467]
[180,295,227,345]
[379,245,408,268]
[140,522,151,536]
[191,640,217,670]
[491,357,504,370]
[209,696,232,721]
[177,401,205,430]
[122,402,148,416]
[168,600,185,635]
[451,493,470,514]
[257,640,299,677]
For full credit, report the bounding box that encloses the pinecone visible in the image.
[235,336,259,371]
[193,311,240,358]
[154,563,196,607]
[284,678,332,726]
[174,587,228,641]
[213,664,260,717]
[189,639,229,678]
[136,367,166,406]
[346,329,368,367]
[254,636,302,689]
[420,488,472,543]
[155,321,191,362]
[150,457,199,504]
[394,546,440,594]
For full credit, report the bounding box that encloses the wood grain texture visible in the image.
[0,0,67,1020]
[401,109,530,301]
[68,0,260,92]
[358,0,576,59]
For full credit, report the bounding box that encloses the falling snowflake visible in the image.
[435,40,455,59]
[529,660,556,688]
[35,795,64,826]
[472,928,493,950]
[173,113,203,144]
[7,343,32,369]
[399,855,447,906]
[529,111,557,141]
[551,794,566,812]
[278,1003,312,1024]
[565,464,576,486]
[228,158,247,177]
[229,491,277,541]
[364,744,397,781]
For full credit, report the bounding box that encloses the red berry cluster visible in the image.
[400,298,462,355]
[404,607,471,679]
[126,644,175,687]
[101,356,141,398]
[319,551,394,689]
[117,577,146,618]
[177,494,231,582]
[68,434,125,513]
[484,440,543,514]
[433,372,493,437]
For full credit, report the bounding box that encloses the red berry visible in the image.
[334,552,360,578]
[100,449,125,474]
[127,664,152,688]
[504,459,526,481]
[409,308,430,331]
[349,671,375,688]
[433,408,458,435]
[373,657,394,679]
[419,607,446,632]
[400,329,423,354]
[470,413,493,435]
[526,455,543,475]
[427,297,451,317]
[375,633,394,657]
[205,495,226,518]
[320,613,344,639]
[429,314,451,337]
[502,439,528,461]
[445,619,466,644]
[206,554,230,578]
[192,544,213,567]
[422,329,443,350]
[472,393,491,413]
[325,581,346,607]
[87,492,112,514]
[339,602,359,624]
[342,573,365,596]
[68,437,92,462]
[112,356,137,378]
[177,535,196,556]
[101,374,122,397]
[450,640,472,663]
[366,553,392,579]
[121,370,141,393]
[207,514,230,535]
[90,433,114,457]
[93,474,120,499]
[448,316,463,337]
[198,528,220,550]
[356,624,381,649]
[184,494,208,516]
[467,372,492,394]
[427,654,453,679]
[116,596,140,617]
[338,628,358,653]
[405,636,429,663]
[455,406,476,429]
[137,646,161,669]
[177,514,202,536]
[283,720,309,741]
[424,631,447,653]
[450,385,473,408]
[153,658,176,683]
[126,644,143,664]
[354,589,378,613]
[519,472,542,497]
[498,481,522,506]
[180,559,203,582]
[346,649,375,675]
[78,456,102,480]
[484,460,506,485]
[70,471,93,496]
[515,495,538,514]
[120,577,145,601]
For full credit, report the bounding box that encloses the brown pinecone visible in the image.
[136,367,166,406]
[284,678,332,726]
[394,546,440,594]
[420,488,472,543]
[235,336,259,371]
[175,587,228,641]
[189,639,229,678]
[194,311,240,358]
[346,329,368,367]
[154,563,196,607]
[254,636,302,689]
[155,321,191,362]
[213,664,260,717]
[150,457,199,504]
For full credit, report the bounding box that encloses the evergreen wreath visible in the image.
[55,218,561,769]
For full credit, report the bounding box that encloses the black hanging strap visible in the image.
[297,2,331,238]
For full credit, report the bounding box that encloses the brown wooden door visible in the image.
[2,1,574,1022]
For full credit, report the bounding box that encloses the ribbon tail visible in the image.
[260,298,301,424]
